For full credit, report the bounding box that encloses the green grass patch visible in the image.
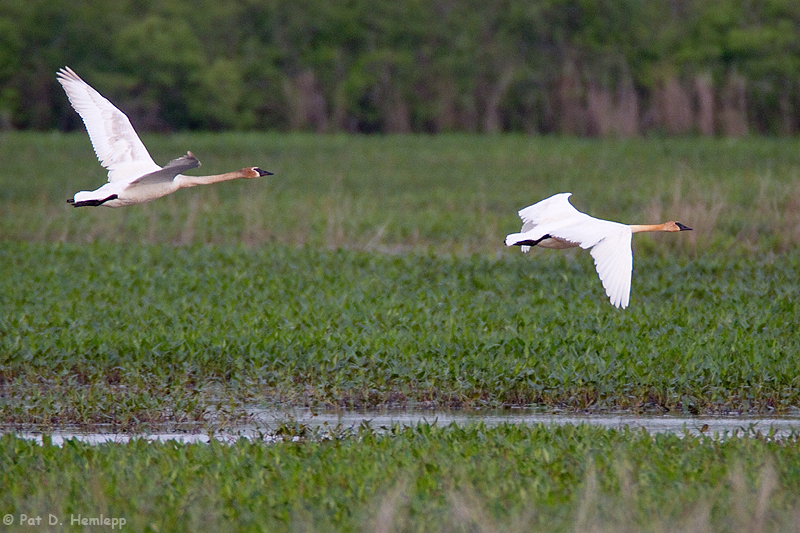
[2,424,800,532]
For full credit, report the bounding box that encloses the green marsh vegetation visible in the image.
[1,133,800,426]
[3,133,800,531]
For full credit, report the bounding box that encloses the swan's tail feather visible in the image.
[504,232,526,246]
[505,233,530,253]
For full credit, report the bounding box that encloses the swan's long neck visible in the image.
[629,223,672,234]
[177,170,246,189]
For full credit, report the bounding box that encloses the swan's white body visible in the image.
[505,193,690,308]
[57,67,271,207]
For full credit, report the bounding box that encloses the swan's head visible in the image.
[245,167,274,178]
[665,221,692,232]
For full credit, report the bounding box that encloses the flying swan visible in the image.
[505,193,691,308]
[57,67,273,207]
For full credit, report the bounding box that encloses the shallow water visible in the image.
[257,408,800,436]
[11,409,800,446]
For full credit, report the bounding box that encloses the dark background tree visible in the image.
[1,0,798,135]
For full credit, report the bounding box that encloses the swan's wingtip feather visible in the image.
[56,66,83,84]
[608,290,630,308]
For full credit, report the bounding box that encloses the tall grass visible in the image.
[2,133,800,253]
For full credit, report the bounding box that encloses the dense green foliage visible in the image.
[2,425,800,531]
[2,0,800,134]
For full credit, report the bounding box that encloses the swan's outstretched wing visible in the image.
[539,215,633,308]
[517,192,580,233]
[546,214,633,308]
[57,67,159,182]
[588,228,633,308]
[129,152,201,186]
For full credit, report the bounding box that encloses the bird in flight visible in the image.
[57,67,273,207]
[505,193,691,308]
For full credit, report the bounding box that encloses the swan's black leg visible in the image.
[511,234,552,247]
[69,194,118,207]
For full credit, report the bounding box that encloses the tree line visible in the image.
[2,0,799,135]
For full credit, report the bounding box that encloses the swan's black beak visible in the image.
[254,168,273,177]
[676,222,692,231]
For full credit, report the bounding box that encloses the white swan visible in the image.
[505,193,691,308]
[57,67,273,207]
